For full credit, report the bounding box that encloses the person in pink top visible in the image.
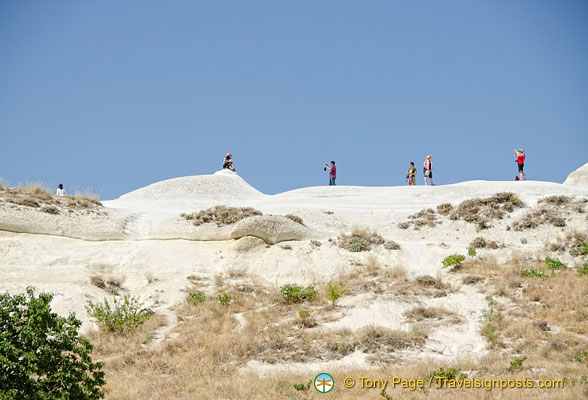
[325,161,336,185]
[423,155,434,186]
[514,148,526,181]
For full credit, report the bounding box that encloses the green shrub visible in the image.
[187,291,206,304]
[293,380,312,392]
[86,295,150,332]
[326,282,348,305]
[544,257,567,271]
[577,263,588,275]
[442,254,465,268]
[507,356,527,372]
[218,293,231,305]
[1,288,105,399]
[521,269,548,279]
[279,285,317,304]
[298,309,312,319]
[468,247,477,256]
[481,299,502,347]
[346,236,371,252]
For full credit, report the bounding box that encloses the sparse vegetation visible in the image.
[293,380,311,392]
[470,236,486,249]
[0,183,103,213]
[338,227,395,252]
[424,367,468,384]
[86,295,151,332]
[513,196,586,231]
[507,356,527,372]
[187,291,206,304]
[521,269,548,279]
[544,257,567,271]
[310,240,321,247]
[468,247,476,256]
[325,282,348,305]
[448,192,523,229]
[279,285,317,304]
[436,202,454,216]
[218,293,231,305]
[481,299,502,347]
[403,208,439,230]
[284,214,304,225]
[442,254,465,268]
[403,306,461,323]
[180,205,262,226]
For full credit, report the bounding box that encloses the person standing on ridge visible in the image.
[325,161,336,185]
[407,162,417,185]
[56,184,66,196]
[423,155,434,186]
[514,148,526,181]
[223,153,236,172]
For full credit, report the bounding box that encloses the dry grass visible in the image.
[284,214,304,225]
[403,306,461,324]
[338,227,399,252]
[513,196,586,231]
[180,205,262,226]
[448,192,523,230]
[0,183,103,212]
[84,256,588,399]
[402,208,440,230]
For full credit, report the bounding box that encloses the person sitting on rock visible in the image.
[56,183,66,196]
[223,153,236,172]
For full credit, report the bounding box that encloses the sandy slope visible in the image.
[1,168,587,374]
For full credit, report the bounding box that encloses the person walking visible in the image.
[325,161,336,185]
[514,148,526,181]
[407,162,417,186]
[56,184,66,196]
[223,153,236,172]
[423,155,434,186]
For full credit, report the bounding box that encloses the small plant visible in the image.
[86,295,150,332]
[326,282,348,305]
[310,240,321,247]
[577,263,588,275]
[298,308,312,319]
[346,236,371,252]
[293,380,312,392]
[521,269,548,278]
[284,214,304,225]
[218,293,231,305]
[187,291,206,304]
[442,254,465,268]
[468,247,477,256]
[398,222,410,229]
[470,237,486,249]
[424,367,468,385]
[279,285,317,304]
[544,257,567,271]
[572,351,588,363]
[570,242,588,258]
[214,273,226,286]
[380,389,393,400]
[507,356,527,372]
[481,299,502,347]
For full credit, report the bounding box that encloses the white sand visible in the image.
[1,167,587,374]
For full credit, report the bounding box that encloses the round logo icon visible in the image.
[314,373,334,393]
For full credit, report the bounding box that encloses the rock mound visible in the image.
[230,215,311,244]
[564,162,588,188]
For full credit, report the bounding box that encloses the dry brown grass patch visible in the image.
[403,306,461,324]
[180,205,262,226]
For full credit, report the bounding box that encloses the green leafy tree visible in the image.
[0,287,105,399]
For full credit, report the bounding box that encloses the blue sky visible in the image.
[1,0,587,200]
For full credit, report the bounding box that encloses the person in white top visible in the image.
[56,184,66,196]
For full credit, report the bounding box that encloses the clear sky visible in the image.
[1,0,587,200]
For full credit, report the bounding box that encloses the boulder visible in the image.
[230,215,310,244]
[564,162,588,188]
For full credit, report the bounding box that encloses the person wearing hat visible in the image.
[223,153,235,171]
[514,148,526,181]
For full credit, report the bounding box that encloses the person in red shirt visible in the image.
[325,161,336,185]
[514,148,526,181]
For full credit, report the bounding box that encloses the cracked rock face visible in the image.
[230,215,311,244]
[564,162,588,188]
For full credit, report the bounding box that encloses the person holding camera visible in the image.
[514,148,526,181]
[324,161,336,185]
